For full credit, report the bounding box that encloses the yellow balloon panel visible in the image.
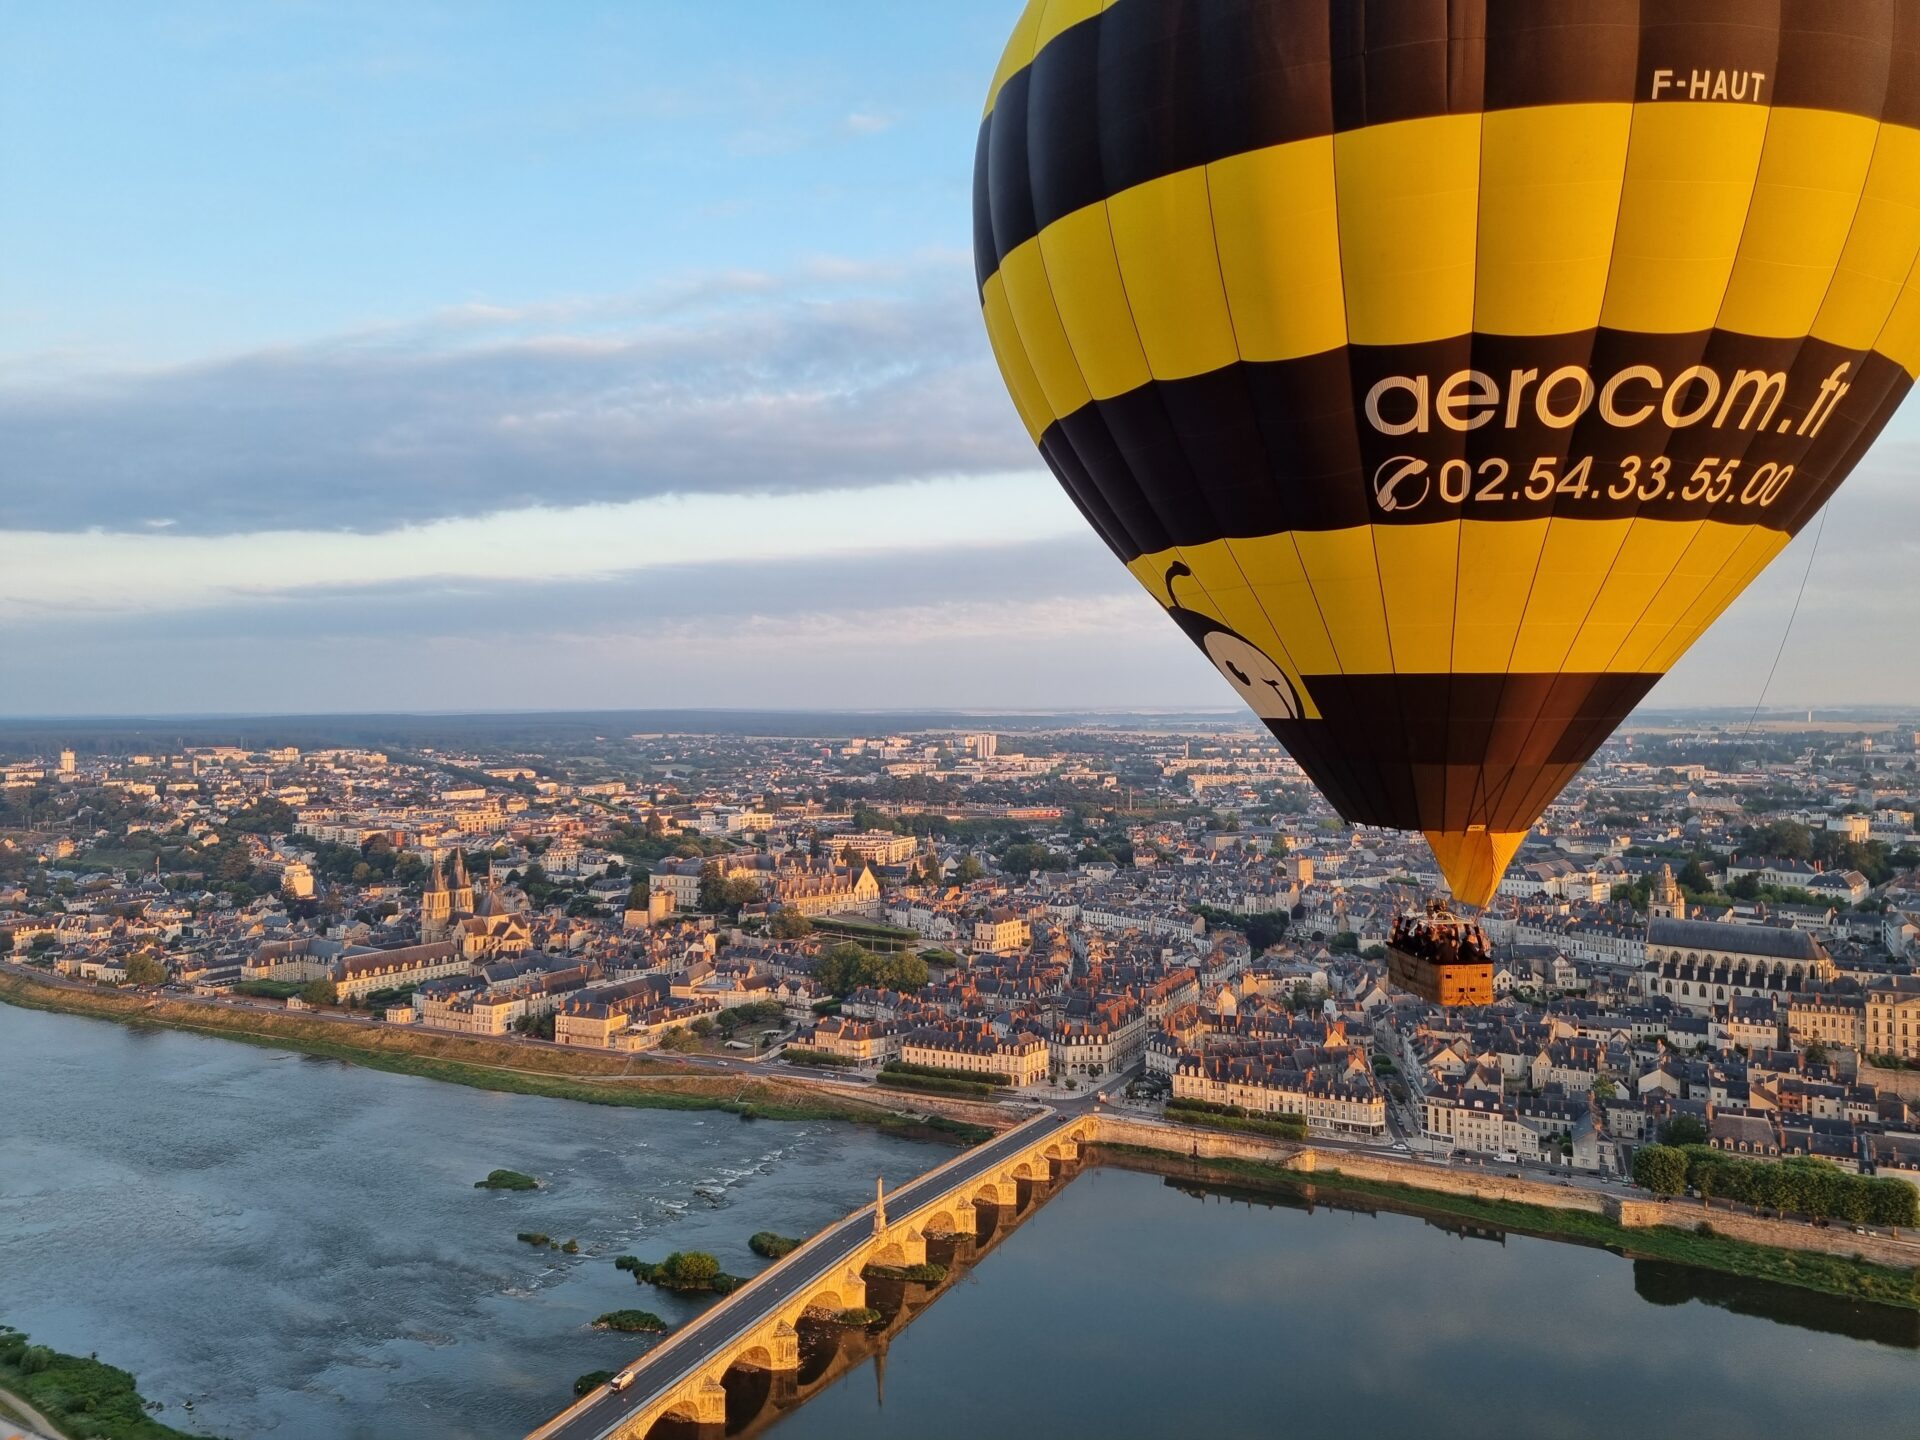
[978,0,1920,904]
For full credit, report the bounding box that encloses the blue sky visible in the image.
[2,1,1916,716]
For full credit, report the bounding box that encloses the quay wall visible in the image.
[1087,1115,1608,1212]
[1088,1116,1919,1269]
[1613,1199,1919,1269]
[1860,1062,1920,1103]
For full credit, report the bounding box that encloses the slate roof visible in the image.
[1647,917,1823,962]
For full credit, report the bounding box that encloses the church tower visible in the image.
[1649,864,1684,923]
[422,857,452,941]
[448,848,475,917]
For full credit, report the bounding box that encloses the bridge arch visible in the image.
[920,1204,969,1236]
[970,1180,1008,1207]
[803,1286,849,1315]
[731,1344,776,1371]
[641,1393,719,1440]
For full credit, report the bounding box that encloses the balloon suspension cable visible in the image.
[1743,501,1832,735]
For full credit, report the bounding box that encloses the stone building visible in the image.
[1636,915,1836,1014]
[1866,977,1920,1062]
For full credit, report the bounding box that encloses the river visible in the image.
[7,1006,1920,1440]
[771,1164,1920,1440]
[0,1004,931,1439]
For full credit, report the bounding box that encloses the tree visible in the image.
[1660,1114,1708,1147]
[998,841,1055,874]
[1632,1144,1689,1196]
[1749,819,1814,861]
[1869,1178,1918,1230]
[954,854,985,884]
[1245,913,1288,953]
[697,866,760,917]
[769,909,813,941]
[815,941,927,998]
[662,1251,721,1288]
[227,798,296,836]
[301,978,338,1006]
[817,941,879,998]
[1802,1040,1829,1068]
[1591,1076,1617,1102]
[874,951,929,992]
[124,953,168,986]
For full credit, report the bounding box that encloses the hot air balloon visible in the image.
[975,0,1920,922]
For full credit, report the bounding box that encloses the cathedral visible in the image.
[420,850,475,943]
[420,851,532,961]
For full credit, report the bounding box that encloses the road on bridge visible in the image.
[537,1105,1087,1440]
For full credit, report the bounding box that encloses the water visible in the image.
[8,1006,1920,1440]
[0,1005,932,1439]
[772,1166,1920,1440]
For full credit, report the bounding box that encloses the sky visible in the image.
[3,0,1916,717]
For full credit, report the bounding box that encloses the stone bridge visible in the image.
[529,1109,1094,1440]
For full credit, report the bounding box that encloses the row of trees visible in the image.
[1744,818,1919,888]
[1631,1144,1918,1227]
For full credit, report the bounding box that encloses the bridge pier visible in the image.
[868,1223,927,1269]
[764,1320,801,1372]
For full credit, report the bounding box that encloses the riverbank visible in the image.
[0,972,996,1146]
[1090,1143,1920,1311]
[0,1327,198,1440]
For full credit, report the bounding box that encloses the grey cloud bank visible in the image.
[1,263,1026,535]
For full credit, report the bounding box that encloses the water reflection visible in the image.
[771,1165,1920,1440]
[1632,1259,1920,1350]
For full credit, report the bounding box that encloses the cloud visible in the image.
[0,474,1086,623]
[0,257,1023,536]
[841,110,898,135]
[0,534,1205,717]
[1648,441,1920,707]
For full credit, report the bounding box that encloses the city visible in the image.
[10,717,1920,1178]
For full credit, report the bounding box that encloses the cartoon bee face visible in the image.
[1160,562,1302,722]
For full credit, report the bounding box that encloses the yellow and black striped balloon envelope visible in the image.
[976,0,1920,907]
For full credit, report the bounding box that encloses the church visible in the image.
[421,851,532,962]
[1634,865,1836,1014]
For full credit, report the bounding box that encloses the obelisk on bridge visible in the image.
[873,1176,887,1237]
